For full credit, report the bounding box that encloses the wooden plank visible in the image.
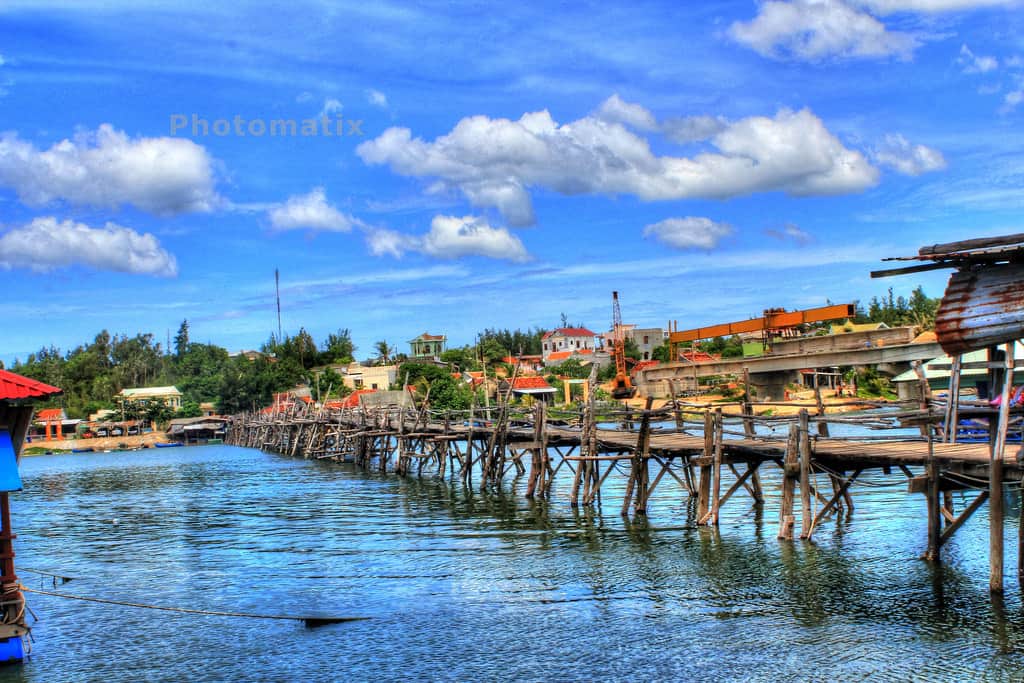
[918,233,1024,256]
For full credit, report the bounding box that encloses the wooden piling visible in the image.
[798,409,813,539]
[777,423,799,540]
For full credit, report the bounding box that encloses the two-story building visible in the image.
[542,327,596,362]
[118,386,182,411]
[408,332,446,361]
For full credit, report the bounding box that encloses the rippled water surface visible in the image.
[3,444,1024,682]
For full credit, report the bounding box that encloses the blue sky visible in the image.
[0,0,1021,362]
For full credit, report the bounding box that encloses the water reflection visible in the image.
[5,446,1024,681]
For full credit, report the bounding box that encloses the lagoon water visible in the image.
[4,443,1024,682]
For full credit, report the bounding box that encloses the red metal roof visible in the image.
[630,360,660,375]
[0,370,62,401]
[512,376,553,390]
[546,351,573,362]
[543,327,596,339]
[341,389,377,408]
[36,408,64,420]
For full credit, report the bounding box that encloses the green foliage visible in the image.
[854,367,896,399]
[623,336,640,360]
[397,361,471,410]
[174,320,190,358]
[863,286,940,329]
[651,344,671,362]
[144,397,176,428]
[178,400,203,418]
[699,335,744,358]
[174,342,230,404]
[476,327,546,357]
[319,328,356,365]
[440,346,479,372]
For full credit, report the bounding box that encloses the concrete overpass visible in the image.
[635,341,945,400]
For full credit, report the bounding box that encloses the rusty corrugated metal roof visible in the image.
[935,262,1024,355]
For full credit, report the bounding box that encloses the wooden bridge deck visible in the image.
[226,402,1024,593]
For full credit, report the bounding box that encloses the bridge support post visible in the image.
[697,411,713,521]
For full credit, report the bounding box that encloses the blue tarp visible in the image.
[0,431,23,492]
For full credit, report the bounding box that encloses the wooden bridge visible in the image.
[226,387,1024,593]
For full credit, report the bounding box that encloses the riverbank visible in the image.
[22,431,171,455]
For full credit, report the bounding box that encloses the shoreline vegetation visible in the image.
[9,287,938,422]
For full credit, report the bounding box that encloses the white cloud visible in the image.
[595,93,658,131]
[642,217,733,250]
[0,216,177,276]
[858,0,1017,13]
[318,98,343,119]
[1002,88,1024,112]
[365,215,529,262]
[0,124,218,214]
[766,222,814,244]
[268,187,358,232]
[295,91,314,104]
[661,115,728,143]
[873,134,948,175]
[357,100,877,226]
[958,44,999,73]
[729,0,918,61]
[365,226,412,257]
[366,89,388,108]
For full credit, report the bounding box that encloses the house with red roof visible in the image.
[541,327,596,363]
[501,376,557,402]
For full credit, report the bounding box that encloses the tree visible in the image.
[320,329,355,365]
[178,400,203,418]
[174,320,190,358]
[651,344,671,362]
[144,397,175,428]
[477,337,508,364]
[374,340,394,365]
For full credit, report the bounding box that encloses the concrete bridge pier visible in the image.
[750,370,799,401]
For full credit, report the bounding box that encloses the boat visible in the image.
[71,447,94,453]
[206,438,223,445]
[154,442,183,448]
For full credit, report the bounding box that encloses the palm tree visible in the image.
[374,340,393,365]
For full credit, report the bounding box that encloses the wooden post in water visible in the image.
[709,408,723,525]
[924,425,941,561]
[630,399,654,516]
[742,369,756,439]
[777,423,799,540]
[697,410,714,521]
[526,401,545,499]
[798,409,813,539]
[989,343,1014,592]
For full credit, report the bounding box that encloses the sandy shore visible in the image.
[23,431,172,454]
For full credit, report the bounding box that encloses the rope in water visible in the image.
[21,587,368,624]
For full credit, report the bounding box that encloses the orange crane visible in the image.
[611,291,637,400]
[667,303,856,359]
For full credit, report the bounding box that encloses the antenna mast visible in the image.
[275,268,283,341]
